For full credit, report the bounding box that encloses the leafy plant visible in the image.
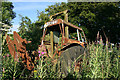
[2,53,24,79]
[79,38,119,79]
[34,51,61,79]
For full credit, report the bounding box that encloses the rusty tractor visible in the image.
[6,10,87,77]
[38,10,87,76]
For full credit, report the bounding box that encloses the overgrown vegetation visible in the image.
[1,1,120,79]
[2,39,119,79]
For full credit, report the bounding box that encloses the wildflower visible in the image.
[15,53,19,62]
[100,38,103,42]
[41,52,44,55]
[34,70,37,73]
[109,50,112,52]
[3,56,5,58]
[39,54,41,57]
[38,51,40,53]
[106,43,108,48]
[94,48,95,51]
[3,68,5,73]
[15,58,19,62]
[7,54,9,57]
[13,77,15,80]
[44,52,47,54]
[17,59,19,62]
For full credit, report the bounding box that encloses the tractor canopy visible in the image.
[44,19,83,31]
[42,19,87,45]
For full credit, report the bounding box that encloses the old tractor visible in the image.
[6,10,87,77]
[38,10,87,76]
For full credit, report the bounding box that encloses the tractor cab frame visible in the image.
[40,18,87,59]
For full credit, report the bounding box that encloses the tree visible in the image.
[45,2,68,19]
[18,12,49,50]
[1,2,16,79]
[1,1,16,48]
[68,2,119,43]
[45,2,119,43]
[1,1,16,55]
[2,2,16,26]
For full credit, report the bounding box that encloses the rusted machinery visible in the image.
[40,19,87,57]
[6,31,39,70]
[38,10,87,76]
[39,19,87,76]
[6,10,87,76]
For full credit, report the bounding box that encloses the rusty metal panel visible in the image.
[63,37,85,47]
[45,19,83,31]
[13,31,26,55]
[6,35,16,58]
[6,31,37,70]
[26,59,34,70]
[44,19,62,28]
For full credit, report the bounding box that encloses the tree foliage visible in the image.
[18,2,119,50]
[2,2,16,26]
[68,2,119,43]
[18,13,49,50]
[1,1,16,55]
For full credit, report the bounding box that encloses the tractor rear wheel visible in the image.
[59,45,85,78]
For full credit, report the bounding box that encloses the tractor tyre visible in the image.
[59,45,86,78]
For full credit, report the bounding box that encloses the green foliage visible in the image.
[2,54,24,79]
[44,2,119,43]
[1,2,16,79]
[34,55,61,79]
[68,2,119,43]
[30,41,119,79]
[2,51,34,79]
[18,15,44,50]
[1,1,16,56]
[45,2,68,19]
[79,41,119,79]
[2,2,16,26]
[37,11,50,23]
[1,1,16,51]
[2,41,119,79]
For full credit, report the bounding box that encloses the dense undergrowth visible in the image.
[2,39,120,79]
